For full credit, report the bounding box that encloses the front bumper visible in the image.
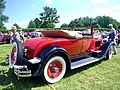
[14,65,31,77]
[14,57,41,77]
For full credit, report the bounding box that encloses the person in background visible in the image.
[11,26,21,42]
[19,27,24,42]
[109,24,116,42]
[109,24,118,54]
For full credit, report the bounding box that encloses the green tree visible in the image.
[118,24,120,30]
[69,20,76,27]
[94,24,101,28]
[77,22,83,27]
[39,6,60,28]
[60,23,68,28]
[78,17,93,26]
[69,17,93,28]
[82,17,93,26]
[34,18,41,28]
[69,16,120,29]
[0,0,9,29]
[94,16,120,28]
[13,23,19,29]
[28,20,36,28]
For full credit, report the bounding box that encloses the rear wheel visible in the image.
[9,39,23,68]
[42,56,66,83]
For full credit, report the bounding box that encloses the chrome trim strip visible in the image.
[28,57,41,64]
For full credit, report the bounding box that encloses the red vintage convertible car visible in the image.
[9,27,116,83]
[0,32,11,43]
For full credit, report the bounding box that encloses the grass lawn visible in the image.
[0,43,120,90]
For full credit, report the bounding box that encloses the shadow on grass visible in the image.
[117,46,120,48]
[0,55,9,66]
[0,42,7,45]
[0,69,46,90]
[0,60,104,90]
[0,62,8,66]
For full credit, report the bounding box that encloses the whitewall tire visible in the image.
[43,56,66,83]
[9,42,18,68]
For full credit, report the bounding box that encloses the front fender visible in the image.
[97,41,114,58]
[33,45,71,76]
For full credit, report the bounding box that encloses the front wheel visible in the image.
[42,56,66,84]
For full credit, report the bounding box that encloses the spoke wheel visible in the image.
[42,56,66,83]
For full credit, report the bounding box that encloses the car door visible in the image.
[68,39,83,56]
[80,38,93,55]
[58,38,83,57]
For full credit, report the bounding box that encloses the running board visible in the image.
[71,57,100,70]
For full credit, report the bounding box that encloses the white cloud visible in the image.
[57,5,120,27]
[4,20,30,29]
[94,7,111,15]
[65,0,79,2]
[93,5,120,22]
[17,20,30,28]
[32,4,36,7]
[45,0,53,4]
[4,23,13,30]
[61,0,79,3]
[109,5,120,22]
[112,5,120,12]
[90,0,108,4]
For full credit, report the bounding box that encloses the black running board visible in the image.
[71,57,100,70]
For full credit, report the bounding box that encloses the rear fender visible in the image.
[33,45,71,76]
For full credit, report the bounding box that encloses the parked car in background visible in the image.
[9,27,117,84]
[24,32,28,37]
[30,30,43,38]
[0,32,11,44]
[101,30,120,46]
[117,30,120,45]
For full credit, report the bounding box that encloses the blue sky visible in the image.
[4,0,120,29]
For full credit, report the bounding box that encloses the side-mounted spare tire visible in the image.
[9,39,23,68]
